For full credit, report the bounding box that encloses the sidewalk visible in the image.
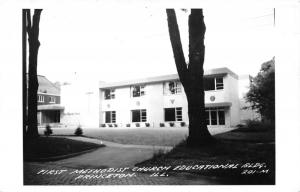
[39,136,171,169]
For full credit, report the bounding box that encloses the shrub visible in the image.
[100,124,106,127]
[180,122,186,127]
[126,124,131,127]
[233,120,274,132]
[169,122,175,127]
[145,123,150,127]
[108,124,113,128]
[114,124,118,127]
[44,124,53,136]
[236,124,245,129]
[74,126,83,136]
[159,123,165,127]
[135,123,140,127]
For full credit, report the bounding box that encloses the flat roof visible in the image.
[99,67,239,89]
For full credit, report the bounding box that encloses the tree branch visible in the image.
[166,9,187,84]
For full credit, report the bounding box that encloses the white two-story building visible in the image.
[99,67,258,128]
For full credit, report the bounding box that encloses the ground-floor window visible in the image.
[38,110,60,124]
[105,111,116,123]
[205,107,225,125]
[131,109,147,122]
[164,107,182,121]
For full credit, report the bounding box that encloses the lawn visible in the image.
[136,128,275,184]
[24,136,104,161]
[38,127,233,146]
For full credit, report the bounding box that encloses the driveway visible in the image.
[24,128,235,185]
[50,136,172,169]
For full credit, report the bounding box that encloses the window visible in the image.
[205,107,225,125]
[204,78,215,91]
[204,77,224,91]
[131,109,147,122]
[164,107,182,121]
[49,96,56,103]
[104,89,115,100]
[131,85,145,97]
[38,95,44,103]
[105,111,116,123]
[164,81,182,95]
[216,77,224,90]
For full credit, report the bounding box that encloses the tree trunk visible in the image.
[26,9,42,138]
[22,9,27,138]
[186,9,212,146]
[166,9,213,147]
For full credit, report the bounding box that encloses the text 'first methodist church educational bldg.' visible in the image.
[37,67,259,129]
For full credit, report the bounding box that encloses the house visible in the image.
[99,67,258,128]
[35,75,64,126]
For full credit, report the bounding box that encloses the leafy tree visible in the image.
[25,9,43,137]
[166,9,213,147]
[245,57,275,123]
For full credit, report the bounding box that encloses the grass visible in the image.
[38,127,189,146]
[38,127,232,146]
[136,128,275,184]
[24,136,103,161]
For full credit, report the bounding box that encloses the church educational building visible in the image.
[99,68,257,128]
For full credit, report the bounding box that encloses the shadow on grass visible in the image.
[24,136,104,161]
[137,128,275,184]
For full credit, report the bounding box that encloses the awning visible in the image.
[205,102,232,108]
[38,104,65,111]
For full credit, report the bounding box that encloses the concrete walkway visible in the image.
[45,136,171,169]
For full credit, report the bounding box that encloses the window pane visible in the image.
[216,77,224,90]
[204,78,215,91]
[216,77,223,83]
[218,110,225,125]
[175,108,182,121]
[210,110,217,125]
[165,108,175,121]
[105,111,111,123]
[205,111,210,125]
[104,90,110,99]
[169,82,175,94]
[132,110,140,122]
[112,111,116,123]
[141,109,147,122]
[175,82,181,93]
[132,86,140,97]
[111,89,115,99]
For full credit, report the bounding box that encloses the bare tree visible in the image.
[25,9,42,137]
[166,9,213,147]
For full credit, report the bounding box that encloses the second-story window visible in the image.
[216,77,224,90]
[131,85,145,97]
[164,81,181,95]
[38,95,44,103]
[49,96,56,103]
[104,89,115,100]
[204,77,224,91]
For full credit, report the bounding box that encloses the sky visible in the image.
[34,7,276,86]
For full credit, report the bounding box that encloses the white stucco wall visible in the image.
[61,79,99,128]
[99,73,242,128]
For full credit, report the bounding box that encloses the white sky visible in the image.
[35,7,276,85]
